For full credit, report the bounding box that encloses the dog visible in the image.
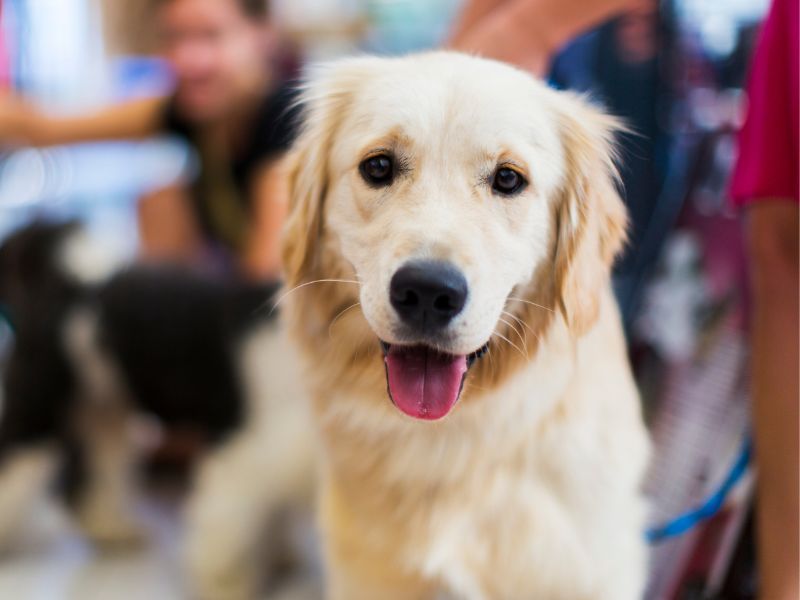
[282,51,651,599]
[0,220,314,599]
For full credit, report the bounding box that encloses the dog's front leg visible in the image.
[72,401,144,548]
[0,445,58,551]
[184,425,314,600]
[325,550,436,600]
[320,484,437,600]
[326,560,437,600]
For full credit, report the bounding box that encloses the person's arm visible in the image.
[137,184,204,264]
[240,158,289,281]
[746,201,799,600]
[449,0,511,44]
[449,0,645,75]
[0,93,167,147]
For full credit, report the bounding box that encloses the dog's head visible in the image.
[283,52,626,421]
[0,220,121,328]
[0,221,80,323]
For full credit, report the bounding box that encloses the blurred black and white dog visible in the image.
[0,220,314,599]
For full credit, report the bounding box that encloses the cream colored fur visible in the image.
[184,319,316,600]
[283,51,651,600]
[0,445,58,550]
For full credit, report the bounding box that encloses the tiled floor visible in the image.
[0,500,181,599]
[0,498,320,600]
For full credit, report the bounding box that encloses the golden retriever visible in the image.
[282,51,650,600]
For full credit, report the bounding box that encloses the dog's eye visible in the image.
[359,155,394,186]
[491,167,526,196]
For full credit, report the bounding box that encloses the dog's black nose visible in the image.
[390,260,468,330]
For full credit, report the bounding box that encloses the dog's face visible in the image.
[0,221,81,323]
[0,220,122,328]
[284,52,626,421]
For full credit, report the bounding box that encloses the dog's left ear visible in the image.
[552,95,628,336]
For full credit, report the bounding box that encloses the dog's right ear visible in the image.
[282,61,366,288]
[550,93,628,336]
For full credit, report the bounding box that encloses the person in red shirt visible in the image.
[730,0,799,598]
[0,1,9,88]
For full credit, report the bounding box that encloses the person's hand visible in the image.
[449,0,512,48]
[0,93,36,146]
[448,3,555,77]
[449,0,647,77]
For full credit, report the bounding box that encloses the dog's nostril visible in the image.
[433,294,455,312]
[398,290,419,307]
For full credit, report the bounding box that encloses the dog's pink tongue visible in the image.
[385,346,467,420]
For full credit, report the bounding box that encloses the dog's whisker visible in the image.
[502,310,528,332]
[328,302,361,338]
[506,297,554,313]
[479,342,495,378]
[502,310,542,345]
[492,329,527,360]
[498,317,528,355]
[498,315,521,339]
[268,279,361,315]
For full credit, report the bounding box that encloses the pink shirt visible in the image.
[730,0,799,205]
[0,1,9,88]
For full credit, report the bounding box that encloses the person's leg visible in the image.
[746,201,799,600]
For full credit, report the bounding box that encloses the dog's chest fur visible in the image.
[315,307,649,600]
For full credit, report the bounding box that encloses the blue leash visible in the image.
[646,436,752,544]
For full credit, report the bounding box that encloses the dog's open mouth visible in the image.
[380,341,488,421]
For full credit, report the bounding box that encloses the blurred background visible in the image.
[0,0,781,598]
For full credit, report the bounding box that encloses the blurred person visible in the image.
[730,0,799,598]
[449,0,646,76]
[0,2,8,88]
[0,0,296,280]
